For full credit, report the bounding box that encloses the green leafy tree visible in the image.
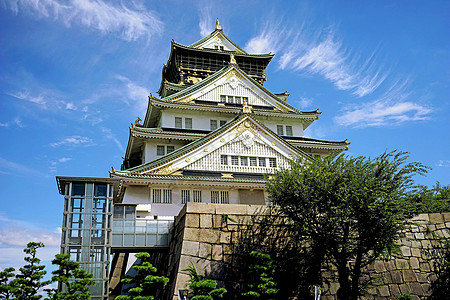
[405,182,450,215]
[241,251,278,299]
[266,151,428,300]
[116,252,168,300]
[183,264,227,300]
[0,267,18,299]
[49,254,95,299]
[14,242,51,300]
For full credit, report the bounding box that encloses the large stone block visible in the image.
[247,205,269,216]
[416,272,428,283]
[443,212,450,222]
[429,213,443,224]
[402,269,417,282]
[395,259,409,269]
[212,244,223,261]
[411,247,421,257]
[199,214,212,228]
[409,257,419,269]
[411,213,429,223]
[390,270,403,284]
[408,282,424,296]
[185,202,216,214]
[220,231,231,244]
[377,285,390,297]
[215,204,248,215]
[181,240,200,257]
[389,284,401,297]
[414,232,425,239]
[185,213,200,228]
[183,227,201,241]
[374,261,386,273]
[384,260,396,271]
[198,243,212,259]
[400,246,412,257]
[399,283,411,295]
[198,228,221,244]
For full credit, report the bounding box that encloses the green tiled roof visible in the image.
[115,114,310,176]
[112,172,266,184]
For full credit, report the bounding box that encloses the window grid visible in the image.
[210,120,218,131]
[181,190,190,204]
[240,156,248,166]
[193,190,202,203]
[185,118,192,129]
[166,146,175,154]
[259,157,266,167]
[221,155,228,165]
[163,190,172,204]
[269,158,277,168]
[277,125,284,136]
[220,191,229,204]
[152,189,161,203]
[231,156,239,165]
[286,126,293,136]
[175,117,182,129]
[211,191,219,204]
[249,157,257,166]
[157,145,165,156]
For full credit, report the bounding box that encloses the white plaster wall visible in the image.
[144,139,187,164]
[123,186,249,217]
[261,118,304,137]
[160,110,232,131]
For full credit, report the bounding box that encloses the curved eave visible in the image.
[151,97,320,121]
[161,63,306,115]
[113,174,267,202]
[117,114,312,176]
[175,41,273,59]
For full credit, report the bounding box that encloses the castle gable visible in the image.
[118,115,307,177]
[166,65,299,113]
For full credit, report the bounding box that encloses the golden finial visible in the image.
[216,18,222,30]
[111,166,116,173]
[230,54,237,64]
[242,99,252,114]
[135,117,142,126]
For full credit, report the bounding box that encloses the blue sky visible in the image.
[0,0,449,275]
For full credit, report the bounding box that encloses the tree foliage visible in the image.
[266,151,428,300]
[241,251,278,299]
[13,242,51,300]
[183,264,227,300]
[49,254,95,299]
[404,182,450,215]
[116,252,168,300]
[0,267,17,299]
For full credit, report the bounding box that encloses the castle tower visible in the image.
[57,19,349,299]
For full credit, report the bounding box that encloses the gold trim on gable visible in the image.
[235,120,263,139]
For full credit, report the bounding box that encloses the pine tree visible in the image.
[0,267,18,299]
[14,242,51,300]
[116,252,169,300]
[183,263,227,300]
[241,251,278,299]
[50,254,95,299]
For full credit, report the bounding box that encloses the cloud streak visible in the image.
[4,0,164,42]
[246,18,432,127]
[334,79,432,127]
[50,135,94,147]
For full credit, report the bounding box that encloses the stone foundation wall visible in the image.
[162,203,449,300]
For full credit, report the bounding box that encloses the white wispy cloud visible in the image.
[334,79,432,127]
[50,135,94,147]
[0,122,9,127]
[49,157,72,173]
[247,18,432,127]
[437,160,450,167]
[0,213,60,272]
[9,91,47,106]
[0,157,46,177]
[4,0,164,42]
[101,127,124,152]
[198,6,213,37]
[115,75,149,114]
[14,117,25,128]
[0,225,61,247]
[245,20,291,54]
[297,96,313,109]
[8,89,80,112]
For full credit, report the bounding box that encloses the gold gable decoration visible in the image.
[145,163,178,175]
[235,120,263,139]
